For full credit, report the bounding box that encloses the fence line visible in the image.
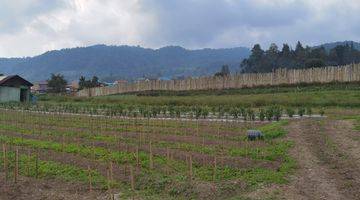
[77,64,360,97]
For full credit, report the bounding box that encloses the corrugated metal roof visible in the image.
[0,76,7,82]
[0,75,33,86]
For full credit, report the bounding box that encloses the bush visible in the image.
[298,107,305,117]
[306,107,312,116]
[247,108,255,121]
[286,108,295,118]
[265,107,274,121]
[259,108,265,121]
[272,106,282,121]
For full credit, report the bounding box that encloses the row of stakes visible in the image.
[1,142,224,199]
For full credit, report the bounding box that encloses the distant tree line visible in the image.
[240,42,360,73]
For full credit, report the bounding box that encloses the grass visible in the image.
[37,82,360,108]
[37,89,360,108]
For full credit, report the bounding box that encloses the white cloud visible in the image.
[0,0,359,57]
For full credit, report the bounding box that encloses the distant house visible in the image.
[66,81,80,93]
[0,75,33,102]
[114,80,128,85]
[31,81,49,94]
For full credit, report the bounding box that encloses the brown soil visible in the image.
[280,119,360,200]
[0,173,108,200]
[0,129,276,170]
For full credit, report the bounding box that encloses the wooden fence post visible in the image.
[14,147,19,183]
[189,154,193,181]
[213,156,217,181]
[136,146,140,168]
[35,150,39,179]
[87,165,92,192]
[2,144,7,181]
[149,141,153,170]
[130,165,135,191]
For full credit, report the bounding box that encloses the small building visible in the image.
[114,80,128,85]
[31,81,49,94]
[66,81,80,93]
[0,75,33,102]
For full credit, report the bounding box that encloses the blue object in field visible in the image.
[247,130,264,141]
[31,95,38,104]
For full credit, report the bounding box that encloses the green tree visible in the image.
[79,76,86,90]
[48,73,67,93]
[91,76,100,87]
[215,65,230,77]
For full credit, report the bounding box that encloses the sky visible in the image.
[0,0,360,57]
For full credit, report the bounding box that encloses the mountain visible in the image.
[0,45,250,82]
[315,41,360,52]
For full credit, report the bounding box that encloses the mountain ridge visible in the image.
[0,44,250,82]
[1,41,359,82]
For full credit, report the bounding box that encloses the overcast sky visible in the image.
[0,0,359,57]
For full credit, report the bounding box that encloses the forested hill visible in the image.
[241,41,360,73]
[0,45,250,82]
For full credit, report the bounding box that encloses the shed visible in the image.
[0,75,33,102]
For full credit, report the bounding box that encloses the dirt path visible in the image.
[324,120,360,166]
[282,119,360,200]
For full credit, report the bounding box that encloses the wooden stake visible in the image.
[107,169,113,200]
[2,144,7,181]
[27,149,31,176]
[35,150,39,179]
[136,146,140,168]
[189,154,193,181]
[149,141,153,170]
[213,157,217,181]
[109,161,114,181]
[88,165,92,192]
[130,165,135,191]
[14,147,19,183]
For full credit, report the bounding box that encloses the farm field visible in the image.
[0,85,359,199]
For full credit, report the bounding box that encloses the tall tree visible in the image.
[79,76,86,90]
[48,73,67,93]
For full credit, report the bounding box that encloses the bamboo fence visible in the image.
[77,64,360,97]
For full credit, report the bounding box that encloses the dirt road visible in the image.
[282,118,360,200]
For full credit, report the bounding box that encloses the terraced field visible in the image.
[0,109,294,199]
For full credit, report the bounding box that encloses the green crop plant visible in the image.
[265,107,274,121]
[247,108,255,121]
[298,107,305,117]
[306,107,312,116]
[286,107,295,118]
[258,108,265,121]
[272,106,282,121]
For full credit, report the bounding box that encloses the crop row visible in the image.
[0,102,324,121]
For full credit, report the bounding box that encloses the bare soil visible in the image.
[0,173,108,200]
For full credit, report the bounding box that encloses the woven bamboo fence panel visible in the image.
[77,64,360,97]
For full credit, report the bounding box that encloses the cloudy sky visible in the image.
[0,0,359,57]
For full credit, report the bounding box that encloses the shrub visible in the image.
[265,107,274,121]
[259,108,265,121]
[306,107,312,116]
[298,107,305,117]
[247,108,255,121]
[319,108,325,116]
[286,108,295,118]
[240,107,247,120]
[272,106,282,121]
